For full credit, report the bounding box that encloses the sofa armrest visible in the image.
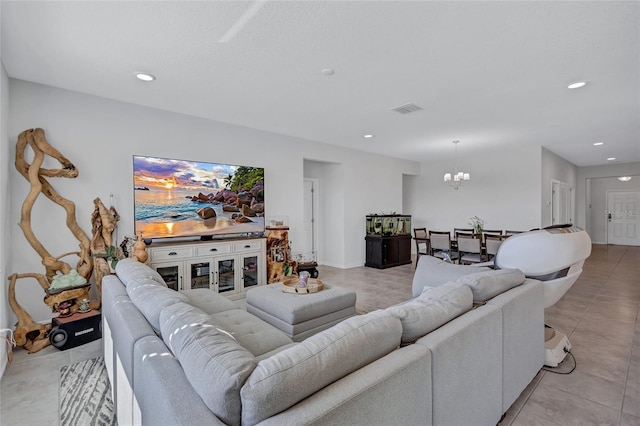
[133,336,225,426]
[486,279,544,411]
[416,305,503,426]
[256,344,432,426]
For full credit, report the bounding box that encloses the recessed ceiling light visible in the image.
[135,72,156,82]
[618,176,632,182]
[568,81,586,89]
[363,134,374,139]
[593,142,604,146]
[321,68,335,76]
[607,157,616,161]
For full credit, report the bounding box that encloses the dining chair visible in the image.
[413,227,429,268]
[504,230,524,235]
[452,227,474,251]
[484,234,510,262]
[429,231,459,263]
[482,229,503,236]
[456,232,483,264]
[453,227,474,236]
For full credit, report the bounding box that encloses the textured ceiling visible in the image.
[1,1,639,166]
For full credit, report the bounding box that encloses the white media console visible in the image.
[147,237,266,300]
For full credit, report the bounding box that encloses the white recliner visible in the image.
[495,225,592,309]
[494,225,592,366]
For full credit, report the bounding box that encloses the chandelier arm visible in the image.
[443,140,469,189]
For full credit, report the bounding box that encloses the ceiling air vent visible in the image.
[392,103,423,114]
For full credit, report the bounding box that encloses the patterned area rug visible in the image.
[59,356,117,426]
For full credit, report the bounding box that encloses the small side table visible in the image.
[50,310,102,350]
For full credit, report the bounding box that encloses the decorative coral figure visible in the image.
[131,232,148,263]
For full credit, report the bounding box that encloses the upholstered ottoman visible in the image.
[245,283,357,341]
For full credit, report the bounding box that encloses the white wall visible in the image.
[403,145,543,237]
[576,162,640,236]
[7,80,419,323]
[342,155,409,268]
[303,152,415,268]
[0,57,11,377]
[587,176,640,244]
[541,148,578,227]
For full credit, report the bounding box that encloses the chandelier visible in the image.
[444,140,470,190]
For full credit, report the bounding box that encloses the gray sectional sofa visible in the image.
[103,257,544,426]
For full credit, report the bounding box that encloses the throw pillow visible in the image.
[127,278,188,331]
[389,281,473,343]
[160,302,257,426]
[240,309,402,425]
[412,255,489,297]
[115,258,166,287]
[459,268,525,303]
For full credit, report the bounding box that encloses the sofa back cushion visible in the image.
[459,268,525,303]
[160,302,257,426]
[389,281,473,343]
[126,277,188,332]
[240,309,402,425]
[412,255,489,297]
[116,258,166,287]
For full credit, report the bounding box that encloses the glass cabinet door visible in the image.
[153,262,183,291]
[188,261,212,290]
[214,256,236,294]
[241,254,259,290]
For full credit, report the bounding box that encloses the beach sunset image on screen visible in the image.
[133,155,264,240]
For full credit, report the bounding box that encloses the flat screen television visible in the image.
[133,155,265,240]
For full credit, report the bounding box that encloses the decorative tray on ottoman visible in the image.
[281,276,324,294]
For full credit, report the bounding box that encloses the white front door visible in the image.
[607,191,640,246]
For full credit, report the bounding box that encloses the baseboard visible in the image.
[591,241,606,245]
[0,349,6,380]
[319,261,362,269]
[0,326,13,380]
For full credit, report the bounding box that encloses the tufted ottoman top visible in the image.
[246,283,356,324]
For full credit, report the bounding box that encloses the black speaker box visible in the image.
[50,311,102,350]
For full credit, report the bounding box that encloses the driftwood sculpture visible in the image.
[8,128,99,353]
[14,128,93,281]
[90,197,120,295]
[8,273,53,353]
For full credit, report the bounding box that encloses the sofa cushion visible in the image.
[127,278,188,332]
[115,258,166,287]
[207,309,294,357]
[181,288,240,314]
[160,302,257,426]
[240,309,402,425]
[459,268,525,303]
[389,281,473,343]
[412,255,489,297]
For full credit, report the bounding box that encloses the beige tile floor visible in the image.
[1,244,638,425]
[0,338,102,425]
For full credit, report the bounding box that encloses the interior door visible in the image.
[551,180,571,225]
[607,191,640,246]
[302,178,317,256]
